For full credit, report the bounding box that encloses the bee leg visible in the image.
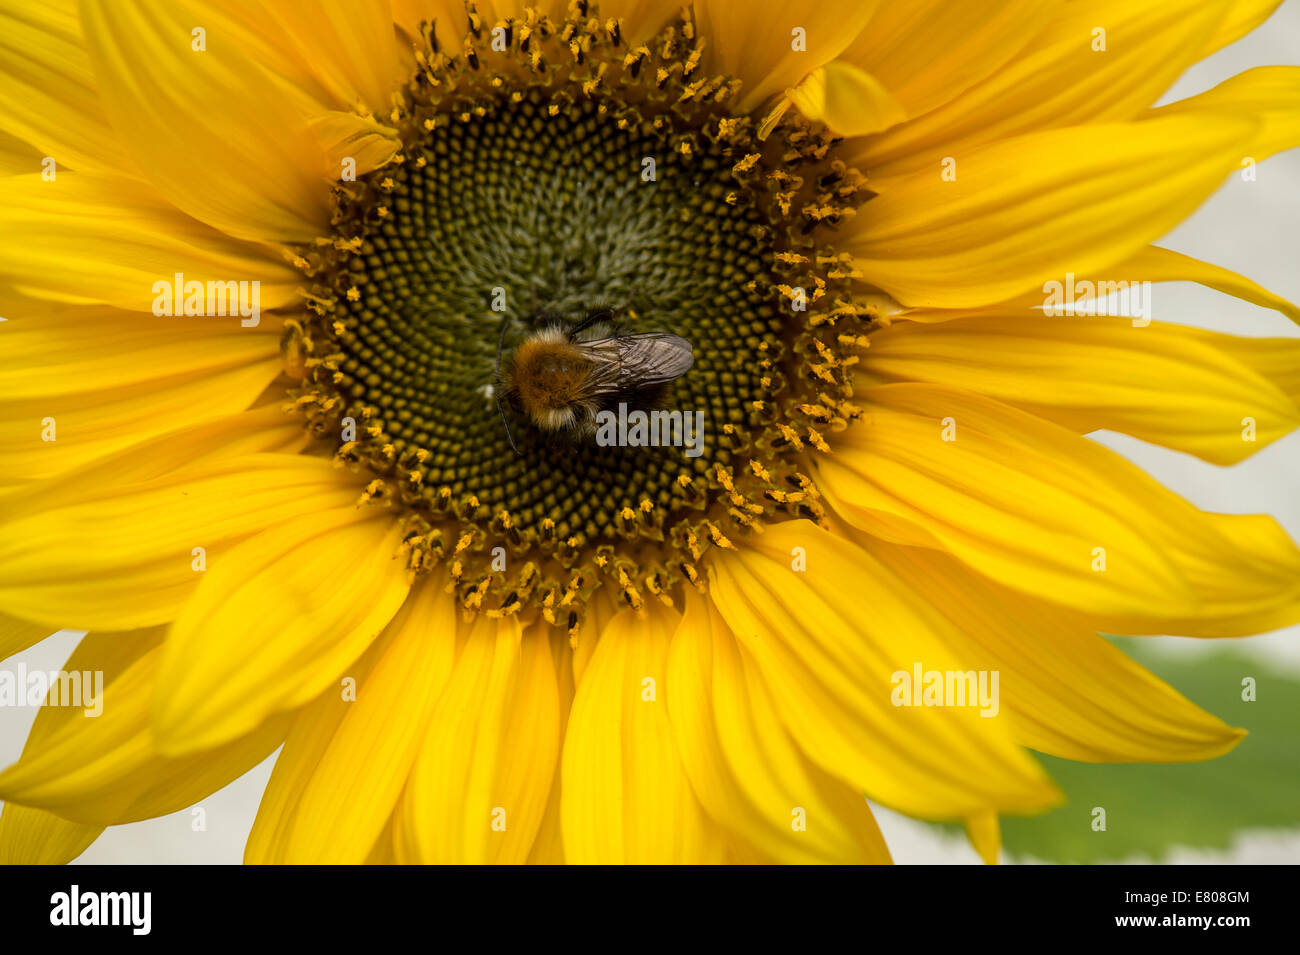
[602,298,635,336]
[496,314,521,455]
[495,312,513,387]
[568,307,616,340]
[498,397,520,455]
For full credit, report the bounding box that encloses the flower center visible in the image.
[285,5,876,633]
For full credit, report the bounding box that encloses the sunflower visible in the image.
[0,0,1297,866]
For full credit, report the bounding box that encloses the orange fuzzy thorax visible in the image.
[507,339,596,426]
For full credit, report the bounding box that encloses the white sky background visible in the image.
[1,2,1298,865]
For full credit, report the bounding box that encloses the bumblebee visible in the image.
[496,307,694,451]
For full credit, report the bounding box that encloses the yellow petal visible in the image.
[0,1,133,175]
[1151,65,1300,164]
[154,510,410,755]
[0,615,112,859]
[310,110,401,181]
[1105,511,1300,637]
[2,306,277,400]
[248,582,459,863]
[0,451,359,630]
[785,62,906,138]
[1177,325,1300,403]
[859,313,1300,464]
[79,0,330,242]
[245,635,386,864]
[846,113,1254,308]
[0,127,41,175]
[1118,245,1300,324]
[725,838,787,864]
[1,402,310,493]
[707,521,1060,819]
[1203,0,1286,55]
[852,0,1238,180]
[255,0,407,115]
[0,174,302,312]
[1,612,54,663]
[694,0,881,113]
[161,1,354,121]
[526,627,576,865]
[562,602,726,863]
[817,390,1189,614]
[363,815,399,864]
[0,631,290,825]
[887,242,1300,325]
[0,307,281,483]
[841,0,1057,121]
[964,811,1000,865]
[853,532,1245,763]
[0,803,102,864]
[667,589,891,863]
[570,587,621,687]
[398,615,561,864]
[818,383,1300,633]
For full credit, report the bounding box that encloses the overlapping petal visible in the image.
[561,601,725,863]
[845,113,1254,307]
[153,507,410,754]
[833,0,1056,124]
[0,803,103,865]
[0,629,291,826]
[816,384,1300,634]
[398,614,561,864]
[248,581,459,863]
[851,533,1245,763]
[695,0,880,112]
[0,0,134,175]
[0,174,303,312]
[79,0,331,242]
[0,439,355,631]
[0,305,282,484]
[850,0,1241,181]
[859,313,1300,464]
[668,590,892,863]
[707,521,1060,820]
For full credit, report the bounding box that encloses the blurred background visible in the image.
[1,2,1298,864]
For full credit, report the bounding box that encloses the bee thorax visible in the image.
[506,340,596,420]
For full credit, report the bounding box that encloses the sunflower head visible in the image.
[1,0,1298,869]
[286,4,876,629]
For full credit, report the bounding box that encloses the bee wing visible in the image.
[575,333,694,394]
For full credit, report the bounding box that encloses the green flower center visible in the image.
[335,88,784,513]
[286,5,876,630]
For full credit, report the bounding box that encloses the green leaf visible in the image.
[995,639,1300,863]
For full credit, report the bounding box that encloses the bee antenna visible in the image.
[496,314,521,455]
